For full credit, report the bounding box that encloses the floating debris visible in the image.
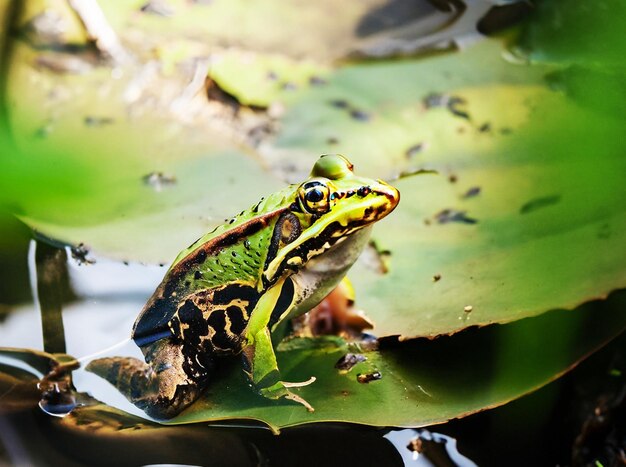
[394,167,438,181]
[140,0,175,16]
[70,243,95,265]
[349,109,371,122]
[329,99,349,109]
[357,371,382,384]
[281,82,297,91]
[309,76,327,86]
[464,305,473,313]
[462,186,481,199]
[329,99,372,122]
[422,93,471,120]
[84,116,114,127]
[405,143,426,159]
[422,93,448,108]
[326,136,339,145]
[335,353,367,372]
[433,274,442,282]
[478,122,492,133]
[447,96,470,120]
[448,174,458,183]
[519,195,561,214]
[435,209,478,225]
[143,172,177,191]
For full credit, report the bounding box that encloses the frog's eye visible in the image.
[299,180,331,214]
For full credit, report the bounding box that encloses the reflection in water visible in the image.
[0,251,166,420]
[385,429,476,467]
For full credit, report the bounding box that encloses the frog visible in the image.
[87,154,399,419]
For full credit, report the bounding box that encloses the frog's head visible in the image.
[263,154,399,282]
[301,154,399,229]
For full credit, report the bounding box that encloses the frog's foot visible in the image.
[282,376,316,388]
[282,377,316,411]
[259,380,316,412]
[285,392,315,412]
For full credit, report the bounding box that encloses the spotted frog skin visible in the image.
[87,155,399,419]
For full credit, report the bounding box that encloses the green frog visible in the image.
[87,155,399,419]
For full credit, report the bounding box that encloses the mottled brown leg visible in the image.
[87,339,208,419]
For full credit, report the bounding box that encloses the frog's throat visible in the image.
[262,196,393,284]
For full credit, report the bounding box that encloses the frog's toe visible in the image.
[284,392,315,412]
[281,376,316,388]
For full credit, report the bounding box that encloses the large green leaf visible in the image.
[8,35,625,338]
[168,290,626,431]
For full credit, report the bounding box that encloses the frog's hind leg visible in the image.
[86,338,211,419]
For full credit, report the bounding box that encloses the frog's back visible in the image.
[132,202,290,350]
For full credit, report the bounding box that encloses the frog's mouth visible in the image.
[263,180,399,283]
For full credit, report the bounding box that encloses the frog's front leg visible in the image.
[242,278,316,412]
[242,327,315,412]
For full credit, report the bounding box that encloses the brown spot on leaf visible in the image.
[462,186,481,199]
[357,372,382,384]
[519,195,561,214]
[335,353,367,372]
[435,209,477,225]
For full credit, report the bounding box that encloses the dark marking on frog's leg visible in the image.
[171,296,216,381]
[268,276,295,330]
[207,309,241,352]
[212,284,260,307]
[226,306,247,335]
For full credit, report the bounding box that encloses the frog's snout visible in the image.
[373,179,400,214]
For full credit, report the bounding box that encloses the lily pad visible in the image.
[2,4,625,341]
[167,290,626,432]
[7,36,626,340]
[257,39,626,337]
